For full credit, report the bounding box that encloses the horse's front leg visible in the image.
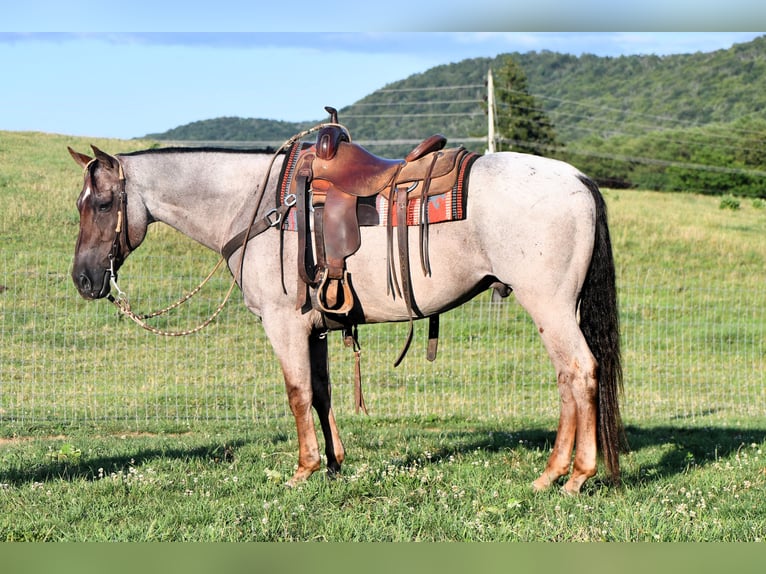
[309,329,345,476]
[263,315,323,486]
[282,362,323,486]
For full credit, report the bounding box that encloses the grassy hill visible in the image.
[146,117,316,144]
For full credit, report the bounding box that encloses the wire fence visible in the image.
[1,249,764,427]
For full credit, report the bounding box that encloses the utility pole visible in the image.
[486,68,496,154]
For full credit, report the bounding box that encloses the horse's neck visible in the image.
[124,151,279,253]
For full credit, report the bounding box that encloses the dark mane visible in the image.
[121,146,282,157]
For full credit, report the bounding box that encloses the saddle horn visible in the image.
[324,106,339,124]
[317,106,349,160]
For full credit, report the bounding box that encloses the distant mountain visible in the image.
[147,35,766,144]
[145,117,315,144]
[145,35,766,196]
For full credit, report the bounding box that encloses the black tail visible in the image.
[577,175,627,484]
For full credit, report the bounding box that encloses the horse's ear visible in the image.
[90,145,118,170]
[68,146,93,169]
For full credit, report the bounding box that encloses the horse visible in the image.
[68,133,624,494]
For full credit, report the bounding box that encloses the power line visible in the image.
[376,84,484,92]
[342,112,486,119]
[348,80,760,144]
[349,99,483,107]
[508,88,766,140]
[509,103,761,156]
[159,76,765,187]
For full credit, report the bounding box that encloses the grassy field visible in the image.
[1,418,765,541]
[1,130,765,541]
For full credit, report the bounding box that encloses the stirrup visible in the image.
[316,269,355,315]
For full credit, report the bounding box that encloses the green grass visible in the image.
[1,130,766,541]
[1,418,765,541]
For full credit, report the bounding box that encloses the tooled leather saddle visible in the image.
[223,107,479,370]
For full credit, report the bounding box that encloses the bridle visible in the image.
[80,158,133,300]
[88,121,339,337]
[100,159,133,288]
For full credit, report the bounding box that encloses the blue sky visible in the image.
[4,1,765,32]
[2,2,765,139]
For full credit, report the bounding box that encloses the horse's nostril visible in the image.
[78,274,92,293]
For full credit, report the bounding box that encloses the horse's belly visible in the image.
[346,220,491,322]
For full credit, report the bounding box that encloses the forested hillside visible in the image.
[146,117,316,143]
[146,35,766,197]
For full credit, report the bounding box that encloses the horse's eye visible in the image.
[97,200,113,212]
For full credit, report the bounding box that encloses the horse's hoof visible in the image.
[285,468,315,488]
[560,484,580,495]
[285,476,311,488]
[561,478,587,495]
[532,467,562,491]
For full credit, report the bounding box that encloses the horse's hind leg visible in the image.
[309,329,345,476]
[518,298,599,494]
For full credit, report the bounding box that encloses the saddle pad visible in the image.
[277,142,479,231]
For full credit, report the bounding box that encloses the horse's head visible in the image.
[69,145,147,300]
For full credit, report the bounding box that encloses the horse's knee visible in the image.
[563,355,597,392]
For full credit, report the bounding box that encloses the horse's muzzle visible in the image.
[74,268,111,300]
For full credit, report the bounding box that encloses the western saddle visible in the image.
[223,107,478,398]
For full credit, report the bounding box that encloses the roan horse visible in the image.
[69,127,624,494]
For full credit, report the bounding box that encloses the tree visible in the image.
[492,56,560,156]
